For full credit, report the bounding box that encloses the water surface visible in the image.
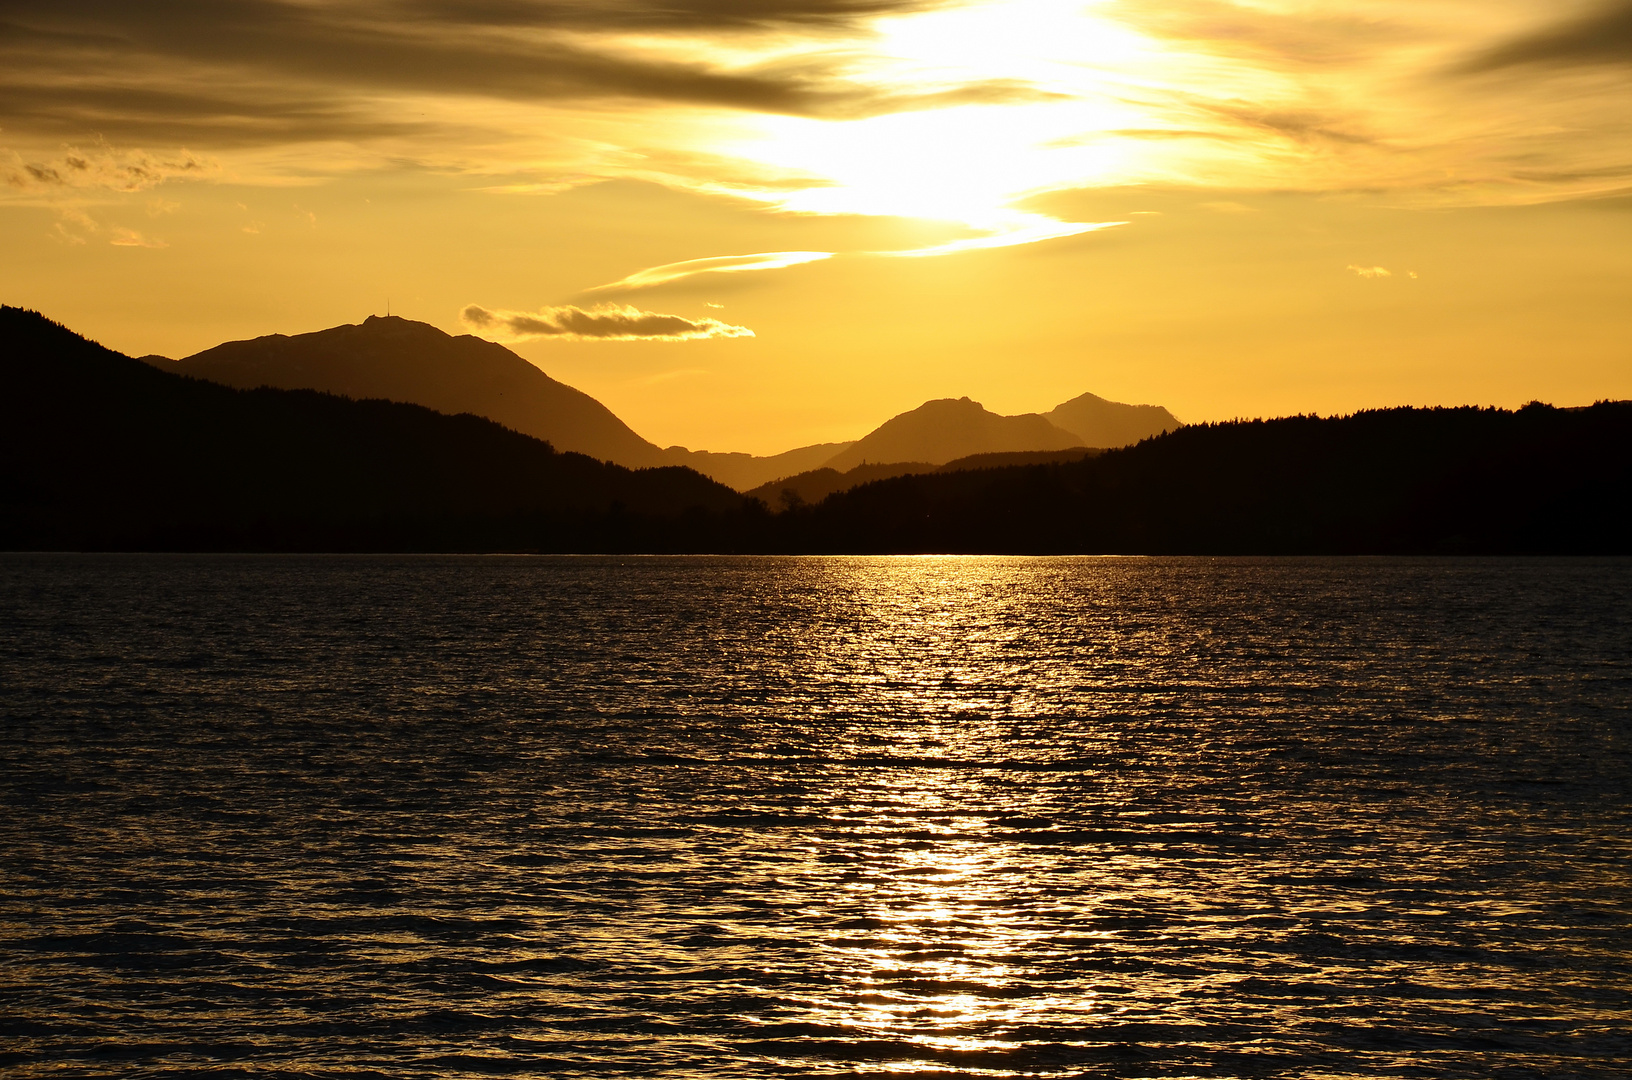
[2,555,1629,1077]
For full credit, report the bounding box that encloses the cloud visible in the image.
[0,80,439,147]
[2,143,215,193]
[1109,0,1407,67]
[592,251,832,291]
[108,226,167,247]
[1207,105,1375,148]
[5,0,1631,222]
[592,215,1119,299]
[0,0,1032,149]
[1462,2,1632,71]
[49,205,99,243]
[461,302,754,340]
[877,216,1122,258]
[387,0,934,33]
[1347,265,1391,279]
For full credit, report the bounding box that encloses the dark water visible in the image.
[2,555,1629,1079]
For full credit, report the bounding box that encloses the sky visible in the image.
[3,0,1630,454]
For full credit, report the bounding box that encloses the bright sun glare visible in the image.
[712,0,1167,235]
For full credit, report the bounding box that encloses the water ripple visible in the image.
[2,555,1629,1078]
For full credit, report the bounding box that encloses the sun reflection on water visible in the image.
[3,556,1630,1078]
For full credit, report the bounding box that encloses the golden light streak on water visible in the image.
[1,555,1629,1077]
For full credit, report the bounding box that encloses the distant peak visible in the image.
[355,314,447,336]
[915,396,989,413]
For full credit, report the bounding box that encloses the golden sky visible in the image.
[4,0,1630,453]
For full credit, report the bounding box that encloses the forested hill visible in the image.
[775,404,1632,553]
[3,306,1628,552]
[0,307,740,551]
[169,314,672,469]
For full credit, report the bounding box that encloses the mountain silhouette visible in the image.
[1045,391,1180,448]
[745,449,1098,508]
[169,315,673,468]
[1,307,739,550]
[821,397,1085,473]
[777,405,1632,553]
[748,462,937,508]
[662,442,855,492]
[162,315,864,489]
[6,306,1628,553]
[154,316,1181,492]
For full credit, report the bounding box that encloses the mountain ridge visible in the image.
[0,306,740,550]
[154,315,1179,490]
[173,315,671,468]
[1047,391,1181,448]
[822,397,1087,473]
[7,307,1629,554]
[746,449,1100,508]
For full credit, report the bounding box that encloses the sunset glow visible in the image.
[3,0,1629,452]
[5,8,1632,1064]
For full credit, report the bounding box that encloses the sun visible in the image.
[700,0,1167,235]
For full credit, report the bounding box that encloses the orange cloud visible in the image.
[462,303,753,341]
[108,226,167,248]
[592,251,833,291]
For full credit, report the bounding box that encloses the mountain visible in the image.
[748,462,937,508]
[0,307,740,550]
[729,393,1174,493]
[774,405,1632,553]
[745,449,1097,508]
[163,315,862,489]
[168,315,673,468]
[7,304,1628,553]
[821,397,1085,473]
[661,442,855,492]
[935,447,1102,472]
[1045,392,1180,448]
[156,316,1179,492]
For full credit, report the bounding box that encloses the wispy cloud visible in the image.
[1347,265,1391,279]
[877,216,1122,259]
[108,226,167,248]
[3,144,215,194]
[591,214,1119,297]
[0,0,1018,144]
[5,0,1632,241]
[592,251,832,291]
[462,302,754,341]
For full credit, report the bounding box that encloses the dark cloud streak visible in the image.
[1463,1,1632,71]
[396,0,936,32]
[462,302,754,340]
[2,1,829,113]
[0,0,1044,149]
[0,81,438,146]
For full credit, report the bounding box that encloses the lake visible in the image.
[2,555,1629,1077]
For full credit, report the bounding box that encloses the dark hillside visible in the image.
[780,405,1632,553]
[0,307,740,551]
[746,449,1100,507]
[821,397,1084,472]
[173,315,671,468]
[4,308,1628,553]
